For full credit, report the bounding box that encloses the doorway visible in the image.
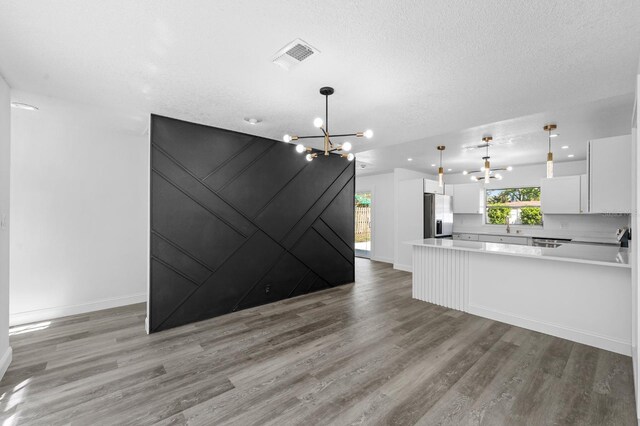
[355,192,371,258]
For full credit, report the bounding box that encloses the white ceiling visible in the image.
[356,93,635,176]
[1,0,639,167]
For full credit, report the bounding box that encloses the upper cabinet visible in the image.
[452,183,484,214]
[423,179,444,195]
[540,175,584,214]
[588,135,631,214]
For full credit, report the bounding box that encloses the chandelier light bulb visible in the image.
[347,153,355,161]
[507,166,513,171]
[495,173,503,180]
[313,117,324,128]
[462,171,468,175]
[283,134,292,143]
[363,129,373,139]
[342,141,352,152]
[306,153,314,162]
[295,144,305,153]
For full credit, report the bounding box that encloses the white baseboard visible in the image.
[393,263,412,273]
[468,303,631,356]
[10,293,147,326]
[371,256,393,264]
[0,346,12,381]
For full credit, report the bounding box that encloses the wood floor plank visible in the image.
[0,258,635,425]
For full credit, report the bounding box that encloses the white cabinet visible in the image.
[444,184,455,197]
[588,135,631,214]
[580,174,588,214]
[477,234,530,245]
[452,183,484,214]
[540,176,583,214]
[453,233,479,241]
[423,179,444,195]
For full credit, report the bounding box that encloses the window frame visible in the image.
[484,186,543,226]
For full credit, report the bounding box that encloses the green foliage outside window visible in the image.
[355,193,371,207]
[487,207,511,224]
[520,207,542,225]
[485,187,542,226]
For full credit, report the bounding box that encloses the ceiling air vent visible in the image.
[272,39,319,71]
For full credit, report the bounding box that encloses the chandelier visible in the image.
[283,87,373,162]
[463,136,513,183]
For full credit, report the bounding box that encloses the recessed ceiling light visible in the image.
[550,133,559,138]
[568,154,575,158]
[407,158,413,161]
[431,164,436,167]
[561,145,569,149]
[11,102,38,111]
[447,168,452,171]
[243,118,261,125]
[462,171,468,175]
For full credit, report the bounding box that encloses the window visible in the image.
[485,187,542,225]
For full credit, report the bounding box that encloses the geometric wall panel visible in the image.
[150,115,355,332]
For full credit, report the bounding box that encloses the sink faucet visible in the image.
[506,216,511,234]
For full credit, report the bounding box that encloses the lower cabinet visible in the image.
[477,234,530,245]
[452,233,479,241]
[453,233,530,245]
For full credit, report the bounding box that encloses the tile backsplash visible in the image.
[453,213,629,243]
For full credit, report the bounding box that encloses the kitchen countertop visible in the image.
[407,238,630,268]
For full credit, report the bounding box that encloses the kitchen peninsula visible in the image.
[408,238,631,355]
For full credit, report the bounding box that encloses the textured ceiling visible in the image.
[1,0,639,170]
[356,94,635,175]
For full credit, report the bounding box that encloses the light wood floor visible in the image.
[0,259,636,425]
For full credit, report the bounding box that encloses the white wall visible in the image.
[9,92,149,325]
[393,169,431,270]
[0,75,11,380]
[355,168,431,267]
[356,172,394,263]
[632,72,639,420]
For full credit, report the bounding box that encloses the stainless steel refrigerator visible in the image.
[424,193,453,238]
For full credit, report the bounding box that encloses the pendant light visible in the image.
[482,136,492,185]
[544,124,557,178]
[437,145,445,187]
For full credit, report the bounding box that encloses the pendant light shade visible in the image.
[482,136,492,186]
[437,145,445,187]
[484,159,491,184]
[544,124,557,178]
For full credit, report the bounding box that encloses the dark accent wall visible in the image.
[149,115,355,332]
